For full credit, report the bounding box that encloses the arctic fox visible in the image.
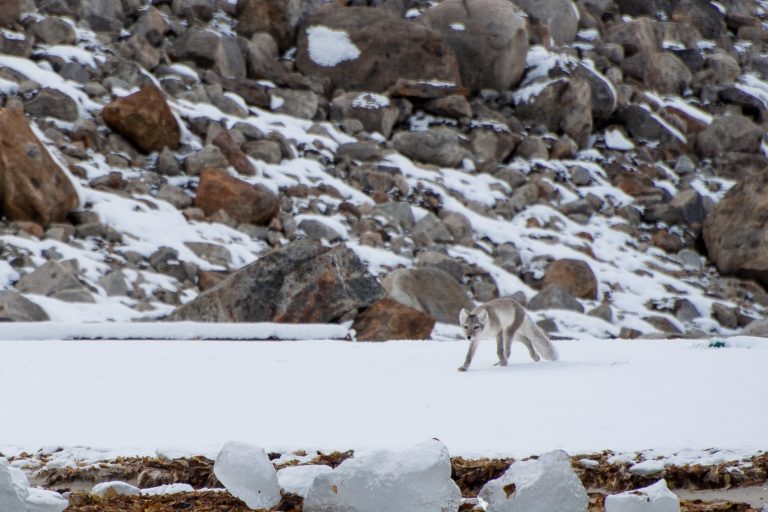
[458,298,558,371]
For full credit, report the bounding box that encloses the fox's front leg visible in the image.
[496,333,508,366]
[458,339,478,372]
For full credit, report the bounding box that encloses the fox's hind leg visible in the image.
[496,332,508,366]
[519,336,541,362]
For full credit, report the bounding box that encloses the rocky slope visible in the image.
[1,0,768,339]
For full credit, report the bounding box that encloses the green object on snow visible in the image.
[708,339,727,348]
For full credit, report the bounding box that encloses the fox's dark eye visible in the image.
[473,326,480,332]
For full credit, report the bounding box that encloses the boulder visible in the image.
[78,0,126,32]
[514,77,593,146]
[24,88,80,122]
[0,1,21,29]
[528,284,584,312]
[542,259,598,300]
[132,6,169,45]
[479,450,588,512]
[617,105,686,149]
[623,52,692,94]
[236,0,301,51]
[194,167,278,225]
[0,108,79,226]
[695,115,763,159]
[606,17,660,57]
[353,298,436,341]
[423,0,528,91]
[171,240,386,322]
[269,88,318,119]
[392,127,467,168]
[101,85,180,154]
[382,267,473,324]
[605,479,680,512]
[296,5,461,93]
[243,32,285,81]
[331,92,400,138]
[169,27,246,80]
[0,292,49,321]
[212,129,256,176]
[304,439,461,512]
[28,17,77,45]
[513,0,579,46]
[703,169,768,288]
[213,441,281,511]
[17,261,95,303]
[671,0,725,41]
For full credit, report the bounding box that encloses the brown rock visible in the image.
[353,298,436,341]
[296,5,461,93]
[101,84,180,154]
[236,0,300,52]
[652,229,684,253]
[0,0,20,29]
[542,259,598,300]
[195,167,278,225]
[0,108,79,226]
[212,129,256,176]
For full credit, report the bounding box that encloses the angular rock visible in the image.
[101,85,180,154]
[0,292,49,321]
[703,169,768,288]
[606,17,660,57]
[528,284,584,312]
[236,0,301,51]
[605,479,680,512]
[0,1,21,29]
[479,450,588,512]
[331,92,399,138]
[185,145,229,176]
[0,107,79,226]
[695,115,763,159]
[353,298,436,341]
[28,16,77,45]
[296,5,461,93]
[24,88,79,122]
[514,0,579,46]
[213,441,281,511]
[78,0,126,32]
[392,127,467,168]
[304,439,461,512]
[382,267,473,324]
[98,270,129,297]
[269,88,318,119]
[617,105,686,149]
[623,52,692,94]
[542,259,598,300]
[515,77,593,146]
[424,0,528,91]
[170,27,246,80]
[243,32,285,81]
[17,261,95,303]
[132,6,169,46]
[194,167,278,225]
[212,129,256,176]
[171,240,385,322]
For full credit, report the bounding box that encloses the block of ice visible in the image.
[479,450,588,512]
[141,483,195,496]
[605,479,680,512]
[92,481,141,497]
[0,462,27,512]
[213,441,281,511]
[277,465,333,497]
[303,439,461,512]
[26,487,69,512]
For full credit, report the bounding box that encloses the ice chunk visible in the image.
[141,483,195,496]
[277,465,333,497]
[303,439,461,512]
[26,487,68,512]
[92,481,141,497]
[0,462,27,512]
[213,441,281,511]
[479,450,588,512]
[629,460,665,476]
[605,479,680,512]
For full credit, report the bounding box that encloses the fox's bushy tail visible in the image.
[527,317,559,361]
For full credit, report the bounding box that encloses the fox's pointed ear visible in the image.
[459,308,469,324]
[477,308,489,322]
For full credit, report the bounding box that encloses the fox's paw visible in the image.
[532,354,541,362]
[458,366,468,372]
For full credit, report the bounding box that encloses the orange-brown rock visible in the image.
[0,108,79,226]
[101,84,180,154]
[194,167,278,225]
[353,298,436,341]
[542,258,598,300]
[212,129,256,176]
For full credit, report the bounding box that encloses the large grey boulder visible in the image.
[423,0,528,92]
[79,0,126,32]
[236,0,302,52]
[695,115,764,159]
[0,292,49,321]
[382,267,473,324]
[16,261,95,303]
[528,284,584,313]
[331,92,400,138]
[296,5,461,93]
[513,0,579,46]
[392,127,468,168]
[170,27,246,80]
[171,240,385,322]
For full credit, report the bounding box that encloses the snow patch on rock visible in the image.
[306,25,361,67]
[605,479,680,512]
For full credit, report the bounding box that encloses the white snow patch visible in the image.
[449,22,466,31]
[605,129,635,150]
[306,25,361,67]
[351,92,390,109]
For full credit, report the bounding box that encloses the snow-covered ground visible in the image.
[1,335,766,464]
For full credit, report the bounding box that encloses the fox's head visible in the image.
[459,308,488,341]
